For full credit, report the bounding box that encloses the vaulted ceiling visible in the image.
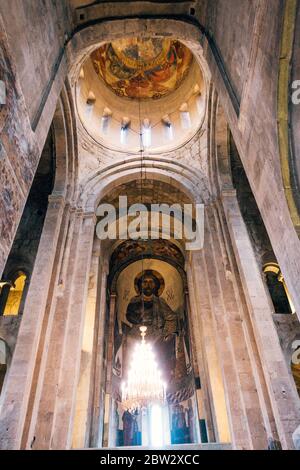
[91,38,193,100]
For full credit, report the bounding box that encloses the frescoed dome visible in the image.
[91,38,193,100]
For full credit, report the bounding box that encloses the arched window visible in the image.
[263,263,295,314]
[142,119,151,148]
[120,117,130,145]
[0,338,7,394]
[86,91,96,119]
[162,115,174,141]
[196,94,203,115]
[77,67,85,95]
[2,272,27,316]
[180,103,191,130]
[101,107,112,135]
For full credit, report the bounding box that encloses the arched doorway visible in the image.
[71,172,227,449]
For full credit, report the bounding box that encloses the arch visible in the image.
[66,17,213,216]
[51,83,78,201]
[207,90,235,197]
[263,263,293,314]
[2,271,27,317]
[108,238,187,294]
[79,158,211,212]
[66,18,211,90]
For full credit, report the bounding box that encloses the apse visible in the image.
[106,240,201,447]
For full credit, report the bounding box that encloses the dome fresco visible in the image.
[91,38,193,100]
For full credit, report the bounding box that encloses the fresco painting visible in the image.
[91,38,193,100]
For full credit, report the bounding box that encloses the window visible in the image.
[101,107,112,135]
[85,91,96,119]
[179,103,191,130]
[263,263,295,314]
[150,405,164,447]
[165,123,174,141]
[120,127,127,145]
[162,115,174,141]
[180,111,191,130]
[101,115,110,134]
[0,338,7,394]
[3,273,27,316]
[77,68,85,95]
[142,119,151,148]
[196,94,203,115]
[85,102,94,119]
[120,117,130,145]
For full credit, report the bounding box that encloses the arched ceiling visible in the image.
[77,36,205,153]
[91,38,193,100]
[100,179,192,207]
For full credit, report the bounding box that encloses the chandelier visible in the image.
[121,326,166,411]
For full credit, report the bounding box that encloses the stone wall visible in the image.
[1,130,55,289]
[201,0,300,317]
[0,0,300,450]
[0,1,71,126]
[203,0,258,103]
[0,5,69,278]
[290,2,300,212]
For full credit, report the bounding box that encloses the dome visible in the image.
[76,38,206,153]
[90,38,193,100]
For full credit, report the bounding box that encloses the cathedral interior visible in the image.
[0,0,300,451]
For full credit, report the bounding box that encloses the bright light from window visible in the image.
[165,124,174,141]
[142,126,151,147]
[85,103,94,119]
[101,115,110,134]
[180,111,191,130]
[196,95,203,115]
[150,404,164,447]
[0,339,6,365]
[120,126,128,145]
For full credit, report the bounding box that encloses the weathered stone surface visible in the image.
[0,0,300,451]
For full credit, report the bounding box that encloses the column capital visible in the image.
[48,194,65,209]
[83,211,97,224]
[221,189,237,198]
[48,193,65,205]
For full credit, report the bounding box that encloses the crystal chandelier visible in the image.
[121,326,166,411]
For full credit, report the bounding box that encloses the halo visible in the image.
[134,270,165,296]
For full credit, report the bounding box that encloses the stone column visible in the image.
[89,254,109,448]
[221,191,300,449]
[72,238,101,449]
[188,253,232,445]
[103,294,117,448]
[50,212,96,449]
[26,208,81,449]
[0,283,11,316]
[18,277,31,316]
[204,205,269,449]
[185,269,216,443]
[0,195,65,450]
